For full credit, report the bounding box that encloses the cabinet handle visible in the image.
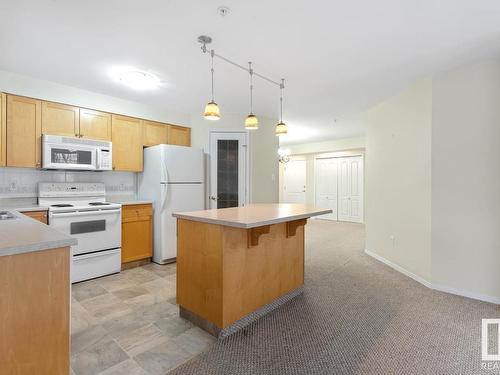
[75,134,79,137]
[80,134,84,138]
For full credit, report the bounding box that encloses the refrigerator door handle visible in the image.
[160,183,168,212]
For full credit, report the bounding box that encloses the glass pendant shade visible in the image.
[275,121,288,136]
[204,101,220,120]
[245,114,259,129]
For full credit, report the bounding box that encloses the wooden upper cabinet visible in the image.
[111,115,143,171]
[6,95,42,168]
[80,108,111,141]
[168,125,191,146]
[0,93,6,166]
[41,101,79,137]
[143,120,168,147]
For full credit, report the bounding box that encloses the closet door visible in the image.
[338,156,364,223]
[315,158,338,220]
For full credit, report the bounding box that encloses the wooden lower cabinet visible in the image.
[0,247,70,375]
[21,210,48,224]
[121,203,153,264]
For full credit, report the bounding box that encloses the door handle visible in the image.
[209,195,218,201]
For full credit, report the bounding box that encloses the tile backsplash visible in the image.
[0,168,136,199]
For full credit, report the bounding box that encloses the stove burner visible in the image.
[50,204,74,207]
[88,202,111,206]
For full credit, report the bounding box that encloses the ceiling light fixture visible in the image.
[114,69,161,90]
[197,35,286,132]
[245,62,258,130]
[275,78,288,136]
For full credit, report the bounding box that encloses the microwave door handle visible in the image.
[95,149,100,169]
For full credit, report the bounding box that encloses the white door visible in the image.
[315,158,338,220]
[283,160,306,203]
[209,132,248,209]
[338,156,364,223]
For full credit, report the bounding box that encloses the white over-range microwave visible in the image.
[42,134,112,171]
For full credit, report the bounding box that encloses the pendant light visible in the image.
[245,62,259,129]
[275,79,288,136]
[204,49,220,120]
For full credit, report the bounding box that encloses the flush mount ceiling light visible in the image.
[245,62,259,130]
[112,68,161,90]
[197,35,286,132]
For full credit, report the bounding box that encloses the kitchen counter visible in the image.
[172,203,331,228]
[0,210,76,257]
[174,203,332,337]
[0,197,48,212]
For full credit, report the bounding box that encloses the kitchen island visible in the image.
[0,211,76,375]
[173,203,331,337]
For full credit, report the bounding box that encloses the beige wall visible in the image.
[432,61,500,301]
[364,79,433,281]
[191,113,279,204]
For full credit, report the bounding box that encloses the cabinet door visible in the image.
[41,101,79,137]
[111,115,143,171]
[122,205,152,263]
[79,108,111,141]
[143,120,168,147]
[168,125,191,146]
[0,93,6,166]
[6,95,42,168]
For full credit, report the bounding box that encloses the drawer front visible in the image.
[122,204,152,219]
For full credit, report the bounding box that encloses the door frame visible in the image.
[208,130,251,208]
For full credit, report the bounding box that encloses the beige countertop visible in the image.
[0,210,76,257]
[172,203,332,229]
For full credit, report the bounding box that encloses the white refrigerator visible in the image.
[139,144,205,264]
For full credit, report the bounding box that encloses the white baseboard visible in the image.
[364,249,432,288]
[364,249,500,305]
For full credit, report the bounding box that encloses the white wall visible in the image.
[0,70,190,125]
[191,113,279,204]
[285,136,365,155]
[432,61,500,301]
[363,79,433,282]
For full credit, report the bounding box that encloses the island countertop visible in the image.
[0,211,77,257]
[172,203,331,228]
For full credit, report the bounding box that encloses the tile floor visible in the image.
[71,263,215,375]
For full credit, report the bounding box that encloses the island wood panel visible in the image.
[111,115,143,171]
[41,101,80,137]
[0,247,70,375]
[176,218,305,329]
[176,219,224,327]
[79,108,111,141]
[222,222,304,327]
[143,120,168,146]
[6,95,42,168]
[0,93,6,166]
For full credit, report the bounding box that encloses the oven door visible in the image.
[43,142,97,170]
[49,209,121,255]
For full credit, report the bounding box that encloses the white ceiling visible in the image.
[1,0,500,145]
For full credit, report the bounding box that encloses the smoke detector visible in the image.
[217,6,230,17]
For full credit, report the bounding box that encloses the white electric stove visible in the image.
[39,182,122,283]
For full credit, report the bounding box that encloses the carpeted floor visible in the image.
[170,220,500,375]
